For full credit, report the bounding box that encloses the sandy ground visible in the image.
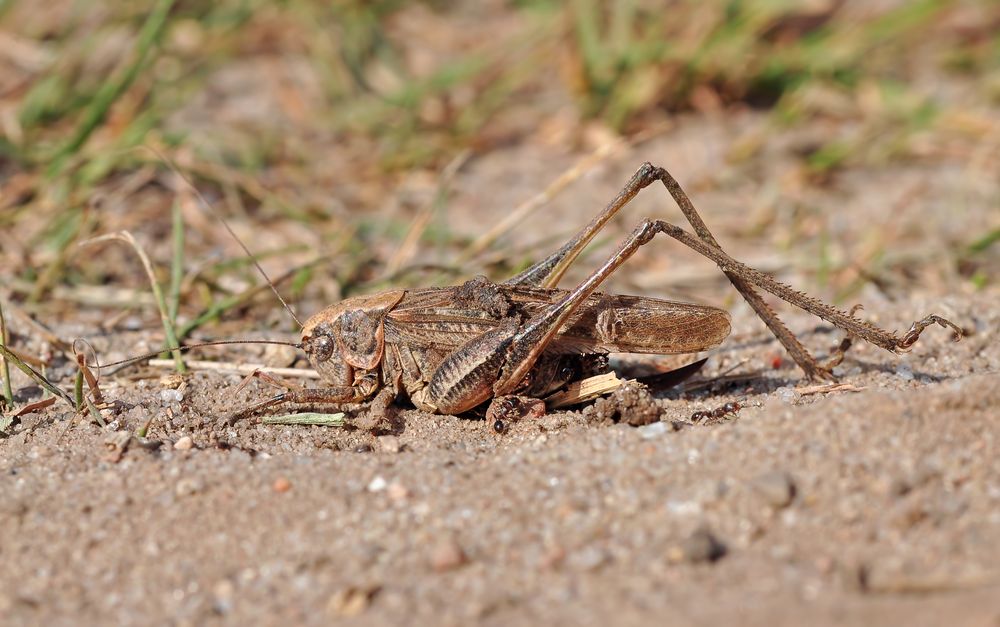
[2,116,999,625]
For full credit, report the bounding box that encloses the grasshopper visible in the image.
[222,162,960,425]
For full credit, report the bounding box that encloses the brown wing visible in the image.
[383,287,503,349]
[548,292,731,354]
[383,285,730,355]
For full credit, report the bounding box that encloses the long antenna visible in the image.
[95,339,302,369]
[143,145,304,329]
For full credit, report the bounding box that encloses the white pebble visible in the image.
[159,389,184,405]
[367,476,387,492]
[666,499,702,516]
[639,421,670,439]
[775,386,799,404]
[895,362,914,381]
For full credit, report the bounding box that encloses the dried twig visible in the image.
[546,372,624,409]
[13,396,56,418]
[797,382,865,396]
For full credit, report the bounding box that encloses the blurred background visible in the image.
[0,0,997,346]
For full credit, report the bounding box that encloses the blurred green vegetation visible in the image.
[0,0,997,335]
[5,0,998,173]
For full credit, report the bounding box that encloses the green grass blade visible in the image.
[169,200,185,323]
[0,299,12,409]
[967,227,1000,255]
[47,0,177,171]
[262,412,345,426]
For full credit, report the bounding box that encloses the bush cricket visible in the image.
[100,162,962,427]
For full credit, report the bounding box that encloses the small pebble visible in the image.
[160,374,183,390]
[568,546,608,571]
[273,477,292,493]
[159,388,184,406]
[386,482,408,502]
[367,476,387,492]
[775,386,799,404]
[674,527,727,563]
[895,362,915,381]
[377,435,401,454]
[639,421,670,439]
[212,580,235,614]
[751,471,797,508]
[173,436,194,450]
[539,544,566,570]
[13,385,42,403]
[430,539,468,572]
[175,477,203,497]
[327,586,378,617]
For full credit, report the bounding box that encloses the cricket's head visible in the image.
[299,290,406,384]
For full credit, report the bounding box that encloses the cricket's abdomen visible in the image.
[382,336,609,415]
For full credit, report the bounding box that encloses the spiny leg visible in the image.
[494,220,681,395]
[225,373,380,424]
[821,304,863,371]
[645,220,961,352]
[234,369,302,396]
[505,163,831,378]
[505,165,653,288]
[651,164,957,374]
[506,162,959,379]
[645,165,834,379]
[494,218,960,396]
[424,215,958,416]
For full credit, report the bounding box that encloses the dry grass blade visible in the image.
[79,231,186,372]
[0,343,74,408]
[73,340,105,405]
[262,412,345,426]
[459,142,623,262]
[458,124,668,262]
[797,382,865,396]
[13,396,57,418]
[385,150,470,276]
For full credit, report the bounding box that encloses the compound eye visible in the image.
[311,334,335,362]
